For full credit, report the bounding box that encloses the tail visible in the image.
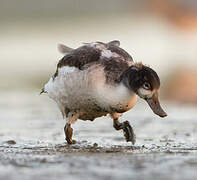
[40,88,47,95]
[58,43,74,54]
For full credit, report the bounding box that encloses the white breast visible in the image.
[95,82,137,111]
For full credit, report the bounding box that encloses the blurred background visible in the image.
[0,0,197,103]
[1,2,197,179]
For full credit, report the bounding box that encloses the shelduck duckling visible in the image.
[41,40,167,145]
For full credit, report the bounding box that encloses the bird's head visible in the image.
[121,63,167,117]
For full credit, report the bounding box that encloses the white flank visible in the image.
[44,77,53,93]
[44,66,77,98]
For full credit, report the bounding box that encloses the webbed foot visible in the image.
[122,121,136,145]
[113,120,136,145]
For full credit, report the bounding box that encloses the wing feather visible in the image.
[53,41,133,82]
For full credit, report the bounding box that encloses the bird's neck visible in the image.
[120,66,138,92]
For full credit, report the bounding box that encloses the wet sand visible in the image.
[0,92,197,180]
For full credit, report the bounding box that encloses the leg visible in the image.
[112,113,136,145]
[64,112,79,144]
[64,123,76,144]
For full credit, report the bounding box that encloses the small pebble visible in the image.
[5,140,16,145]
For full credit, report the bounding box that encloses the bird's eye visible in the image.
[143,82,151,90]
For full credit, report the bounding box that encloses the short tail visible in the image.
[58,43,74,54]
[40,88,47,95]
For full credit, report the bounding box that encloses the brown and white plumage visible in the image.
[45,41,136,120]
[42,40,167,144]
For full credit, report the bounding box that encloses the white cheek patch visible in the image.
[138,88,152,98]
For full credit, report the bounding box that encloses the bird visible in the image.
[41,40,167,145]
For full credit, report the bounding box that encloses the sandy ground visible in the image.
[0,92,197,180]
